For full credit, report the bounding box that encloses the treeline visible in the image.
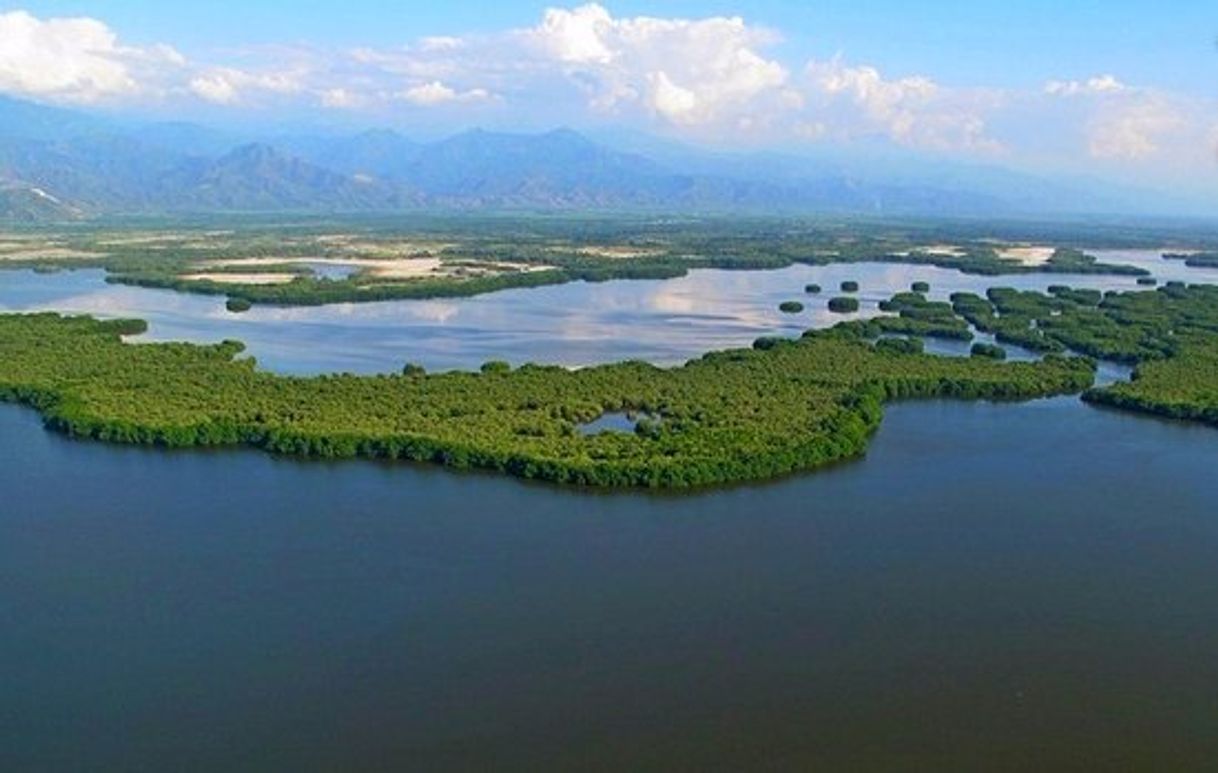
[0,311,1095,489]
[13,219,1164,309]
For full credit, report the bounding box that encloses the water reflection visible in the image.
[1,250,1212,375]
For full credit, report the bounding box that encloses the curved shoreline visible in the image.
[2,281,1215,489]
[0,313,1094,489]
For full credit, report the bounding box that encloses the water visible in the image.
[2,395,1217,771]
[577,411,645,435]
[1,249,1215,768]
[298,262,360,280]
[2,249,1211,375]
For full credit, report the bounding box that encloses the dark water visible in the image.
[577,411,643,435]
[3,397,1218,771]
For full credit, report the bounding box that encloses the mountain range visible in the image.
[0,95,1186,220]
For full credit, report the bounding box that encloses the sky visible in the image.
[2,1,1217,191]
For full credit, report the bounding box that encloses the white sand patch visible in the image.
[893,244,965,258]
[0,247,106,261]
[196,256,550,281]
[181,272,298,285]
[996,246,1056,265]
[345,241,456,258]
[921,244,966,257]
[363,259,444,279]
[573,246,665,260]
[0,234,45,245]
[96,235,185,247]
[200,257,331,269]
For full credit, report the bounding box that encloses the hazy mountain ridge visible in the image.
[0,179,81,221]
[0,95,1167,220]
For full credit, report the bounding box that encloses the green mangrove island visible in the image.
[0,217,1165,309]
[2,281,1216,487]
[1,312,1091,488]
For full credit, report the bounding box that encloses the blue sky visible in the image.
[3,2,1216,191]
[17,0,1216,94]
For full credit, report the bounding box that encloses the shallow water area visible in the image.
[0,248,1203,375]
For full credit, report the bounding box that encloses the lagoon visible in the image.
[2,250,1213,375]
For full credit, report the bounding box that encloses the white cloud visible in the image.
[1045,74,1128,97]
[320,87,363,109]
[0,5,979,147]
[398,81,492,106]
[1040,73,1192,161]
[533,4,616,64]
[805,59,1000,152]
[418,36,464,53]
[1087,96,1186,160]
[189,75,238,105]
[3,4,1214,177]
[187,66,305,105]
[647,72,698,121]
[0,10,180,103]
[524,4,789,128]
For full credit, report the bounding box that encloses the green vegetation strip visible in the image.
[3,281,1216,488]
[0,313,1092,488]
[940,284,1218,424]
[3,220,1155,308]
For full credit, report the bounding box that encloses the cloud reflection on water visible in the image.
[3,252,1216,375]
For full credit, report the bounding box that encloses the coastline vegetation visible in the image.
[0,217,1162,309]
[1165,251,1218,268]
[4,223,1218,486]
[971,342,1007,360]
[0,311,1094,489]
[828,297,860,313]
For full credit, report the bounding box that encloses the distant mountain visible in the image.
[127,121,246,158]
[401,128,678,203]
[0,96,108,142]
[280,129,422,181]
[0,180,79,221]
[0,94,1190,220]
[0,132,187,208]
[160,143,402,211]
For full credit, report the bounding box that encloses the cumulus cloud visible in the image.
[0,9,182,103]
[804,59,1000,152]
[533,4,616,64]
[187,66,304,105]
[523,4,789,127]
[320,88,363,109]
[189,75,238,105]
[1044,74,1127,97]
[2,4,1211,173]
[0,5,996,149]
[1041,73,1192,161]
[397,81,493,106]
[1087,96,1186,160]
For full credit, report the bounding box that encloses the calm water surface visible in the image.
[2,398,1217,771]
[2,249,1213,374]
[2,251,1217,770]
